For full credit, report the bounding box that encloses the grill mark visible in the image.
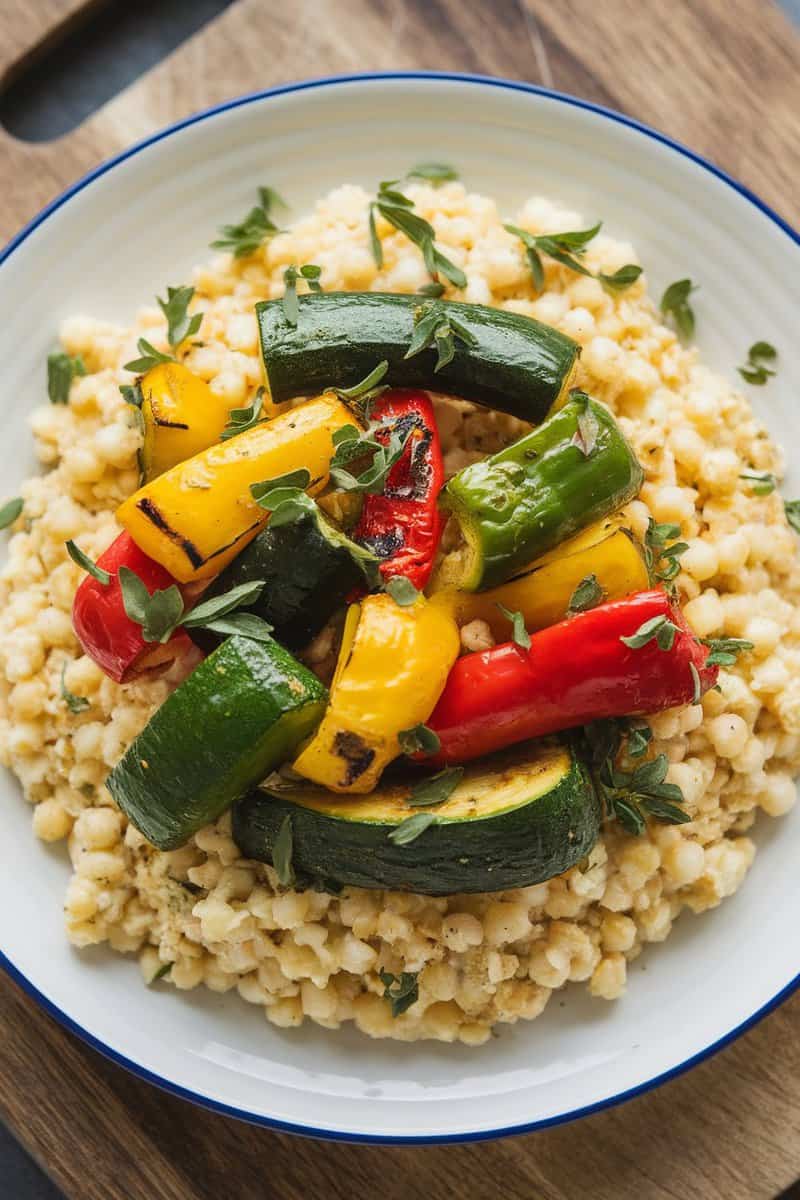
[136,498,205,569]
[333,731,376,785]
[153,418,190,430]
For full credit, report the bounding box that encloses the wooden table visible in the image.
[2,2,800,1196]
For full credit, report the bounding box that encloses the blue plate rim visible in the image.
[1,69,799,1145]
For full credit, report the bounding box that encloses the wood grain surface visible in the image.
[1,1,799,1197]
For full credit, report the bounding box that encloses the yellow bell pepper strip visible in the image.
[139,363,238,481]
[117,393,357,583]
[293,593,460,793]
[431,518,649,639]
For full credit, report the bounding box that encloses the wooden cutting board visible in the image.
[2,2,799,1197]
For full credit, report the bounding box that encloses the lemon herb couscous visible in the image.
[1,180,798,1044]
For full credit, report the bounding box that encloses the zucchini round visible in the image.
[197,513,364,651]
[107,635,328,850]
[256,292,580,423]
[233,741,599,894]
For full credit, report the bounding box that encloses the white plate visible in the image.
[1,73,799,1144]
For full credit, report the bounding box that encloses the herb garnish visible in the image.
[739,469,776,495]
[644,519,689,586]
[388,810,438,845]
[620,614,681,652]
[60,662,90,714]
[738,341,777,386]
[496,603,531,650]
[119,381,144,408]
[157,285,203,349]
[398,724,441,757]
[329,423,413,495]
[407,162,459,185]
[220,389,266,441]
[369,180,467,288]
[119,571,269,644]
[385,576,420,607]
[211,185,285,258]
[150,962,173,985]
[0,497,23,531]
[65,539,111,585]
[568,574,604,614]
[406,766,464,808]
[405,299,477,371]
[379,969,419,1017]
[700,636,754,667]
[785,499,800,533]
[660,278,696,340]
[330,360,389,408]
[123,338,175,374]
[47,352,86,404]
[416,281,446,298]
[251,468,312,498]
[282,263,322,327]
[504,221,640,295]
[580,719,689,835]
[570,390,599,458]
[272,814,295,887]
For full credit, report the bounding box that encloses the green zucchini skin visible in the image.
[232,744,599,895]
[256,292,579,423]
[107,636,327,850]
[443,395,644,591]
[197,515,363,651]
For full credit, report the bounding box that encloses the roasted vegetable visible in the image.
[196,511,366,652]
[425,589,718,765]
[436,393,644,592]
[292,593,460,793]
[432,518,649,638]
[139,363,235,481]
[351,389,444,590]
[234,741,599,894]
[106,635,327,849]
[71,532,192,683]
[256,292,579,422]
[116,393,356,583]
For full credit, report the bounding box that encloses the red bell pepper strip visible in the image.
[424,588,718,766]
[352,389,444,590]
[72,532,192,683]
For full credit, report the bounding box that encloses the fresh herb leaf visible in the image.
[65,539,111,585]
[0,497,23,530]
[272,814,295,887]
[503,222,600,291]
[570,390,599,457]
[404,300,476,372]
[211,185,284,258]
[379,969,419,1017]
[643,519,688,587]
[181,580,266,628]
[626,724,652,758]
[123,338,175,374]
[120,382,144,408]
[620,614,680,651]
[60,662,90,714]
[370,181,467,288]
[398,723,441,757]
[738,340,777,386]
[496,602,531,650]
[597,264,643,293]
[580,721,690,835]
[118,567,184,643]
[385,576,420,607]
[150,962,173,984]
[157,285,203,349]
[331,360,389,407]
[329,424,413,495]
[198,612,274,643]
[700,636,754,667]
[282,263,323,327]
[251,468,312,500]
[406,766,463,808]
[660,278,696,340]
[220,390,265,440]
[416,281,446,298]
[47,352,86,404]
[785,499,800,533]
[739,469,776,495]
[568,574,604,614]
[388,810,438,845]
[407,162,459,185]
